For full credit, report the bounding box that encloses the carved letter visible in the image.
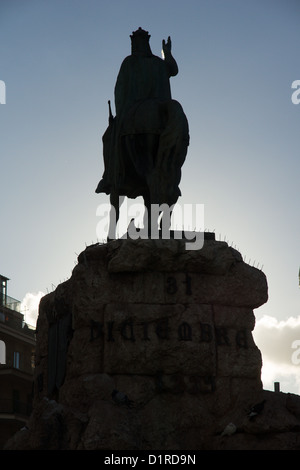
[183,273,192,295]
[178,322,192,340]
[90,320,103,342]
[120,320,135,342]
[215,327,230,346]
[141,322,150,340]
[166,276,177,294]
[202,375,216,393]
[156,319,169,339]
[200,323,213,342]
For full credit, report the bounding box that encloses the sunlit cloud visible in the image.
[253,315,300,395]
[21,291,44,327]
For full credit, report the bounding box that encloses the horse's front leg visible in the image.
[142,191,152,237]
[159,206,173,234]
[108,193,119,241]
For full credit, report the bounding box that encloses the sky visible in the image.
[0,0,300,393]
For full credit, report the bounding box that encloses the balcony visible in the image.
[0,298,35,339]
[0,294,21,313]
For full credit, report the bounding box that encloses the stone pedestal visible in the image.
[6,237,300,450]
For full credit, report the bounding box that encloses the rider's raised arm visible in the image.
[162,36,178,77]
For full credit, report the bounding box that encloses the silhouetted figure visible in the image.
[96,28,189,239]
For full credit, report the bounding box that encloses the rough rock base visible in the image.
[5,238,300,450]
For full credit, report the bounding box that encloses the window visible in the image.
[0,340,5,364]
[13,351,20,369]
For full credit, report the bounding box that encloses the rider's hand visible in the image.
[162,36,172,56]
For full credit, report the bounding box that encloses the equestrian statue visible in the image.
[95,27,189,239]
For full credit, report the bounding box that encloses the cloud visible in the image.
[21,292,44,327]
[253,315,300,395]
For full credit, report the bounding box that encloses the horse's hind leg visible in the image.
[142,191,152,236]
[108,193,124,240]
[159,205,173,236]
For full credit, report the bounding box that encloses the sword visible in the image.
[108,100,114,125]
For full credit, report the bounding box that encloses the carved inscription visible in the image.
[166,273,192,295]
[90,318,250,349]
[87,273,255,397]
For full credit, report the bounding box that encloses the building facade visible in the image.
[0,275,36,448]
